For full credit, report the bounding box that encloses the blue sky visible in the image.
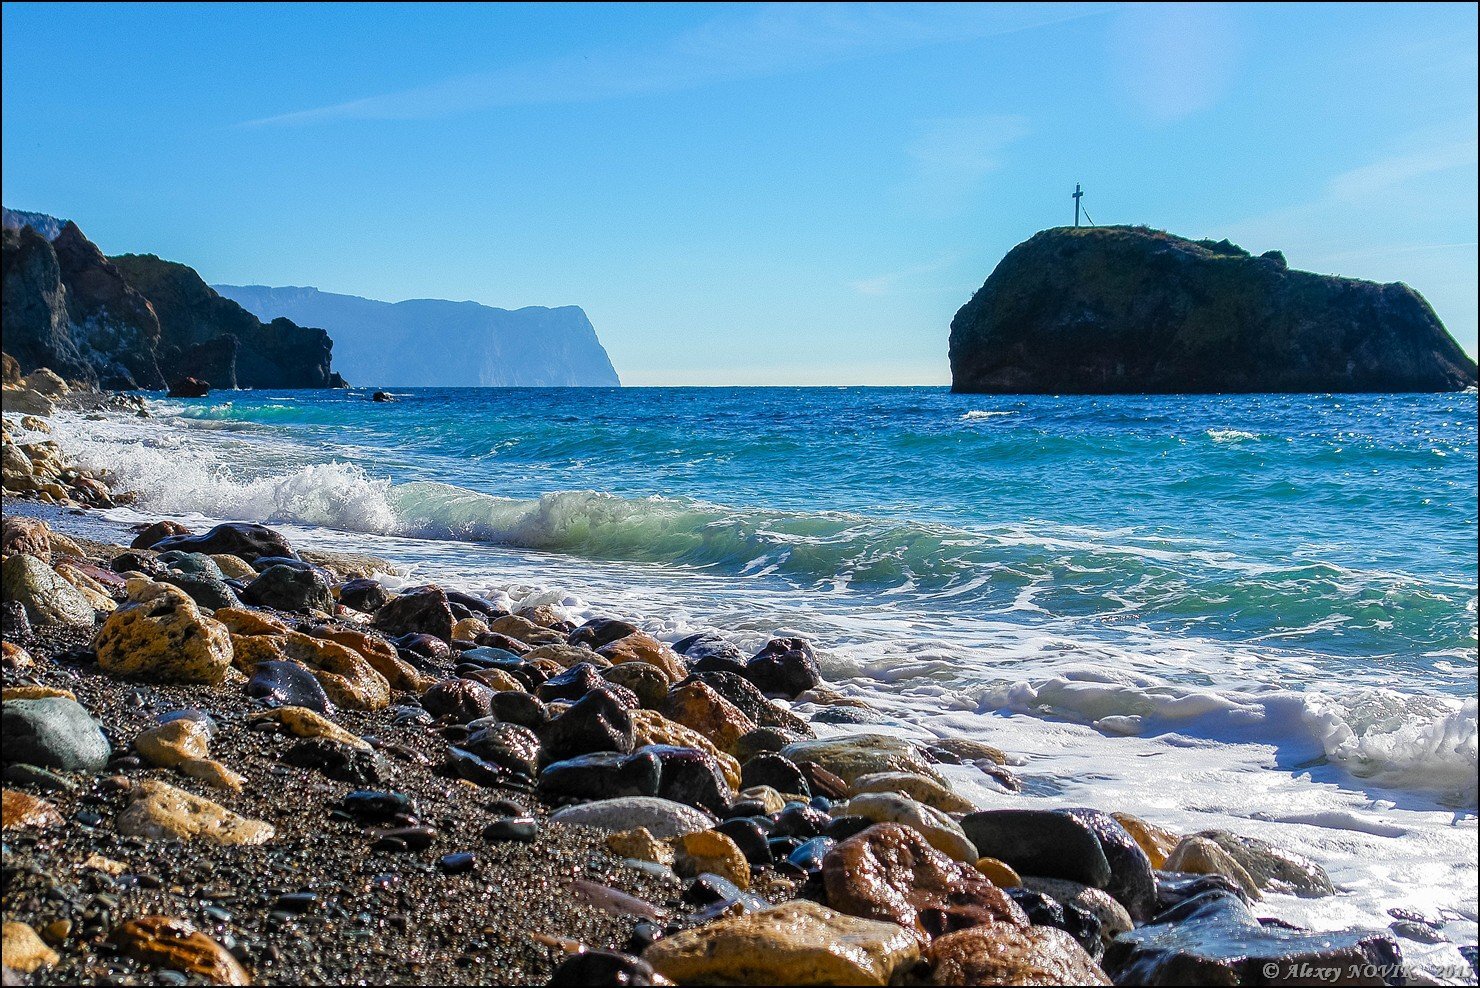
[3,2,1475,385]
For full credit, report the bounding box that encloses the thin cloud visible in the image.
[1107,2,1243,124]
[850,252,962,296]
[241,3,1102,127]
[903,114,1031,215]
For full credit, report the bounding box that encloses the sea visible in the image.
[21,385,1479,980]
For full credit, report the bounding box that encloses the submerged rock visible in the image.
[1102,890,1402,986]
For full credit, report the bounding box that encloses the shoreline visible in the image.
[3,381,1478,986]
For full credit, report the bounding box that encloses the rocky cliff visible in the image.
[215,284,620,387]
[1,208,344,390]
[949,226,1478,394]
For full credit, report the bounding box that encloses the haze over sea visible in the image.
[24,383,1476,973]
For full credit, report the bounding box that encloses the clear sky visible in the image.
[3,2,1476,385]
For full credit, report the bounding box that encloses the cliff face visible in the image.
[2,221,166,389]
[215,284,621,387]
[111,257,342,389]
[2,209,345,391]
[949,226,1478,394]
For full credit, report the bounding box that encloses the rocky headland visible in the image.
[950,226,1479,394]
[2,210,345,393]
[1,365,1457,986]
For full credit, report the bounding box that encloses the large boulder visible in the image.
[151,523,295,564]
[2,553,95,626]
[1,697,112,771]
[94,582,234,685]
[950,225,1478,393]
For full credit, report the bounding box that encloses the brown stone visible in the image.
[231,632,390,709]
[115,780,274,845]
[250,706,368,749]
[524,642,608,668]
[822,823,1027,943]
[631,709,741,788]
[112,915,251,985]
[920,924,1110,985]
[1112,811,1180,870]
[674,829,751,889]
[485,613,564,645]
[2,921,59,974]
[133,720,244,792]
[2,515,51,562]
[212,607,290,637]
[94,583,234,685]
[598,631,688,681]
[660,680,755,755]
[308,626,434,692]
[1,789,64,828]
[644,900,919,986]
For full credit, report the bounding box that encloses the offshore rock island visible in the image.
[949,226,1478,395]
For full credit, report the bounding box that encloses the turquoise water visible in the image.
[31,385,1478,964]
[160,387,1476,686]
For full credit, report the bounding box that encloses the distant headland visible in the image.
[949,226,1478,394]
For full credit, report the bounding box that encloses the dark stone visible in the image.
[1156,871,1252,914]
[715,817,773,866]
[482,817,538,843]
[438,852,476,874]
[772,803,829,840]
[550,950,660,987]
[1,697,111,771]
[1061,807,1156,922]
[744,637,822,698]
[601,663,670,709]
[110,550,162,576]
[1,600,30,637]
[130,521,191,550]
[463,722,541,779]
[156,550,223,577]
[157,572,240,611]
[539,750,662,802]
[273,892,318,914]
[568,617,639,650]
[960,809,1113,889]
[1005,887,1103,960]
[540,688,636,763]
[812,705,888,725]
[787,836,835,874]
[686,670,813,736]
[167,377,211,398]
[337,578,389,614]
[282,737,389,785]
[538,662,607,703]
[421,679,496,724]
[370,825,435,851]
[371,391,393,403]
[732,727,795,762]
[689,653,749,676]
[796,761,850,801]
[391,633,450,661]
[473,631,530,654]
[445,746,528,789]
[949,225,1478,394]
[249,555,327,575]
[1102,890,1405,987]
[489,691,548,729]
[446,590,501,617]
[642,744,732,815]
[740,753,810,797]
[152,522,296,563]
[374,585,455,642]
[824,814,874,843]
[339,790,416,823]
[247,661,334,713]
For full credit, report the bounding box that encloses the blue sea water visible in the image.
[26,384,1480,966]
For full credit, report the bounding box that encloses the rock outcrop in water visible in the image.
[2,208,346,391]
[950,226,1478,394]
[215,284,620,387]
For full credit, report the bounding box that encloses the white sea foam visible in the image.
[1207,428,1260,442]
[961,409,1015,420]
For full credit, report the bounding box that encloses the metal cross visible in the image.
[1073,183,1084,227]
